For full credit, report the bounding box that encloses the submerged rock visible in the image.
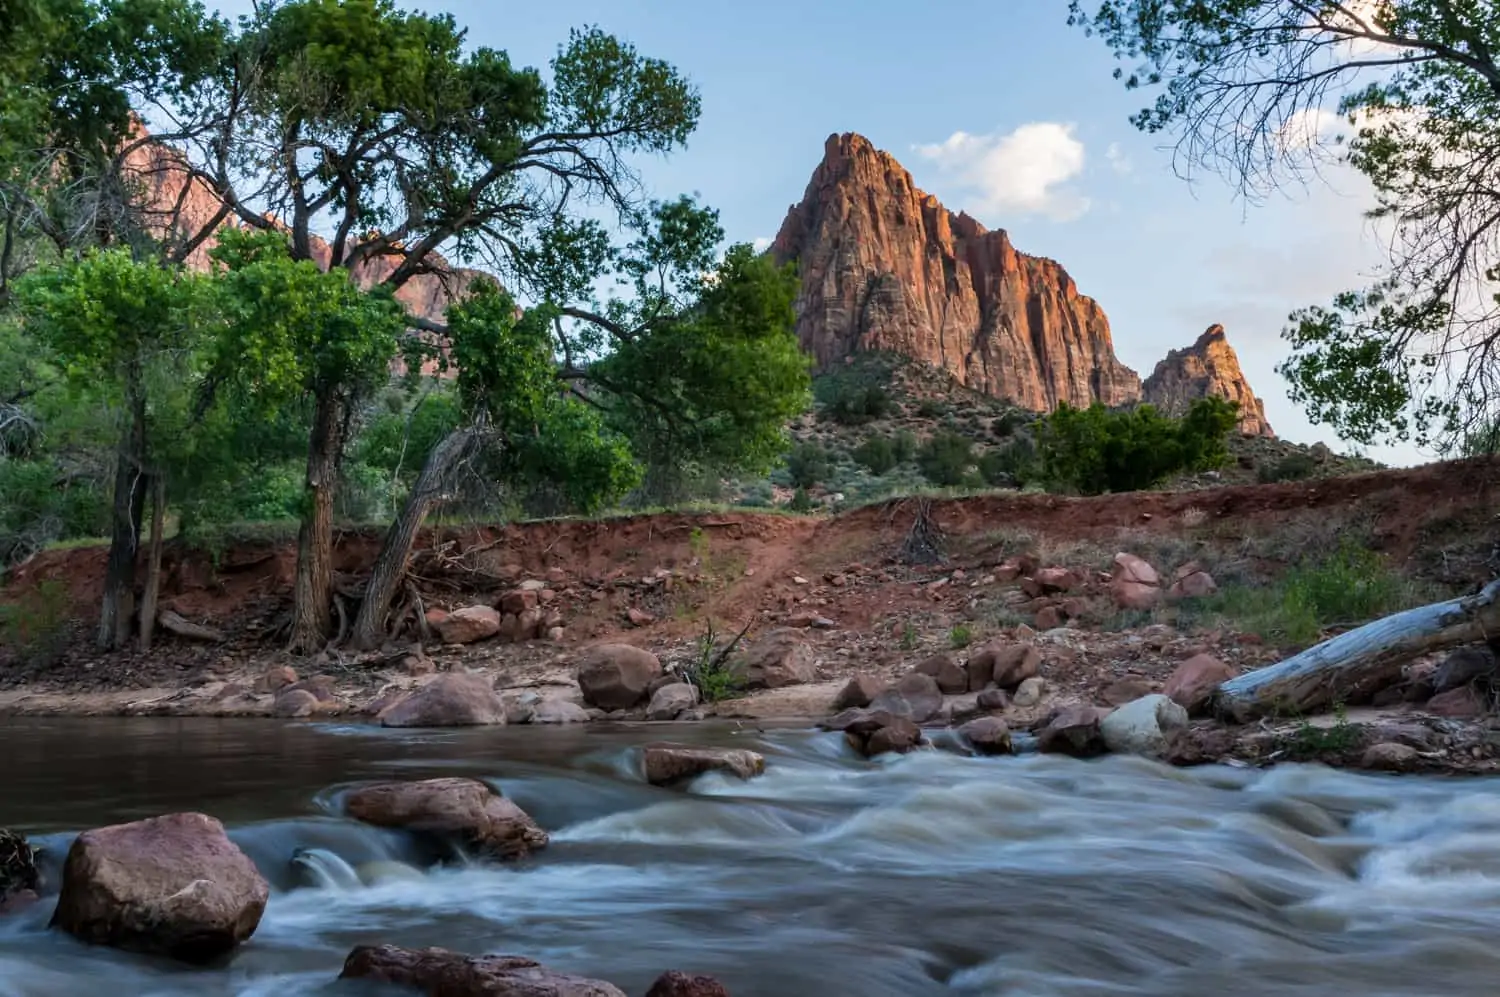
[646,971,733,996]
[343,777,548,860]
[641,744,765,786]
[50,812,268,963]
[379,672,508,727]
[340,944,627,996]
[825,708,923,757]
[1101,694,1189,757]
[958,716,1013,755]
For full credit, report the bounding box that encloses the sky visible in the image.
[208,0,1422,466]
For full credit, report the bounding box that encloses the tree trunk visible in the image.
[289,392,346,654]
[137,474,167,652]
[97,389,147,650]
[1215,578,1500,721]
[349,426,479,650]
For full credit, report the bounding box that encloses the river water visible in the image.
[2,717,1499,996]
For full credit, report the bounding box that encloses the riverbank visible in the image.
[5,459,1500,774]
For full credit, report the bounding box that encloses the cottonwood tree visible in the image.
[159,0,727,651]
[1069,0,1500,450]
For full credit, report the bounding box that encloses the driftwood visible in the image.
[1214,578,1500,721]
[156,610,227,644]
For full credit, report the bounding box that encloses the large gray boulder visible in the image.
[344,777,547,860]
[1100,694,1189,757]
[379,672,508,727]
[576,645,663,710]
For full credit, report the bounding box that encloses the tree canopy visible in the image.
[1069,0,1500,451]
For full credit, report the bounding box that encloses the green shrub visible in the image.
[822,382,892,425]
[915,398,945,419]
[978,437,1039,486]
[917,431,974,486]
[991,410,1027,438]
[853,435,897,474]
[1037,397,1239,495]
[949,623,974,648]
[0,579,71,665]
[788,487,816,512]
[685,621,746,703]
[786,442,830,489]
[892,430,917,463]
[1258,452,1319,483]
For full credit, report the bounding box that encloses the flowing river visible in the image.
[2,716,1499,995]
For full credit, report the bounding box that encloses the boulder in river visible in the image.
[379,672,508,727]
[646,682,699,721]
[0,829,39,913]
[576,644,663,710]
[641,743,765,786]
[958,716,1013,755]
[343,777,548,860]
[869,672,943,723]
[1100,694,1189,757]
[646,971,733,996]
[730,629,817,689]
[50,812,268,963]
[825,708,923,757]
[1036,706,1111,758]
[340,944,627,996]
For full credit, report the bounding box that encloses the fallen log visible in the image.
[1214,578,1500,721]
[156,610,227,643]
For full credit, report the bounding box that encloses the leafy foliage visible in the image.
[1069,0,1500,450]
[1036,397,1238,495]
[917,431,975,486]
[853,435,898,475]
[787,442,830,490]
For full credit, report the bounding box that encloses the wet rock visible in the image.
[576,644,663,711]
[379,672,508,727]
[912,652,968,695]
[51,812,268,963]
[959,716,1013,755]
[645,971,733,997]
[1433,647,1496,694]
[340,945,626,996]
[434,605,502,644]
[1163,654,1239,715]
[1036,706,1111,758]
[1109,553,1161,611]
[1362,742,1420,772]
[530,699,591,725]
[731,629,816,689]
[976,688,1010,711]
[1100,694,1189,757]
[646,683,699,721]
[826,709,923,757]
[1160,725,1239,766]
[966,641,1041,691]
[1012,676,1046,708]
[641,743,765,786]
[869,672,944,723]
[272,688,320,718]
[344,777,548,860]
[0,830,39,911]
[1426,684,1486,718]
[1102,677,1155,707]
[832,674,884,711]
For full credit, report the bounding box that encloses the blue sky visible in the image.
[209,0,1417,465]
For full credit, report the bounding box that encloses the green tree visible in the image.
[14,249,214,648]
[1036,398,1238,495]
[917,431,975,486]
[1069,0,1500,450]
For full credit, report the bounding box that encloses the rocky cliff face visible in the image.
[772,133,1275,435]
[1142,325,1272,436]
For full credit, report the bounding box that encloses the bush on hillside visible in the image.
[822,382,892,426]
[917,431,975,486]
[892,430,917,463]
[978,436,1039,486]
[786,442,830,489]
[1258,452,1318,483]
[853,435,897,474]
[1037,397,1238,495]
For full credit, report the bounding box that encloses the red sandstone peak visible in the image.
[771,132,1140,411]
[771,133,1275,434]
[1142,324,1274,437]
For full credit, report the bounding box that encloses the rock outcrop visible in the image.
[1142,324,1273,436]
[772,133,1274,433]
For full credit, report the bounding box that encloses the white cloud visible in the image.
[751,236,773,253]
[1105,142,1132,175]
[914,122,1091,222]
